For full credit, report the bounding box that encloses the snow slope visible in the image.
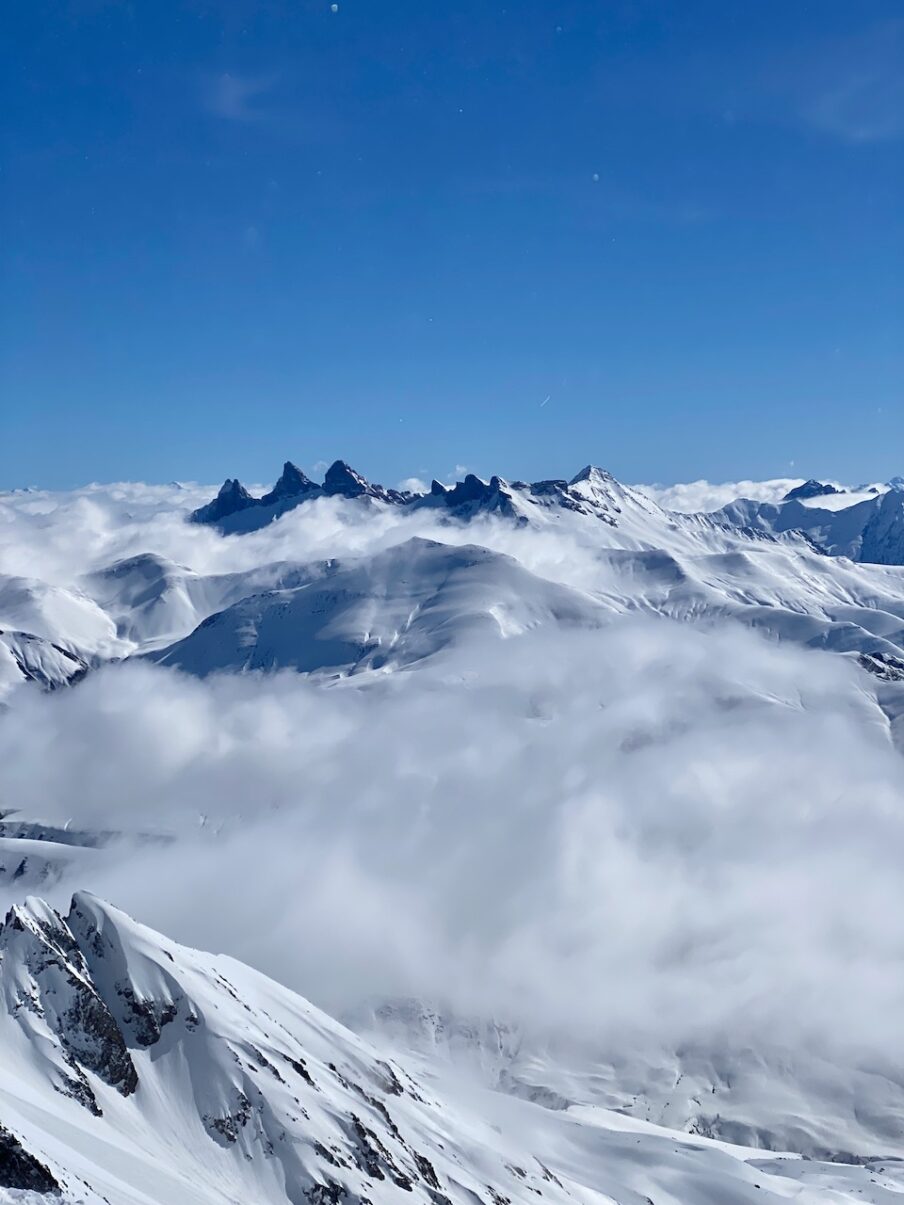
[708,483,904,565]
[1,894,902,1205]
[0,576,124,699]
[355,999,904,1164]
[147,538,606,677]
[80,552,323,651]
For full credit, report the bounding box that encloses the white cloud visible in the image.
[801,21,904,143]
[636,478,806,512]
[2,474,904,1083]
[202,72,277,122]
[0,617,901,1065]
[397,476,428,494]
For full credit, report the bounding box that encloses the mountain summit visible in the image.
[189,459,413,532]
[260,461,317,506]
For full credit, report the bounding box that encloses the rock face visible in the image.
[190,478,257,524]
[260,461,318,506]
[0,1124,59,1194]
[0,897,139,1109]
[323,459,371,498]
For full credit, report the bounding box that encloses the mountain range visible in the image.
[3,462,904,1202]
[190,460,904,569]
[5,462,904,698]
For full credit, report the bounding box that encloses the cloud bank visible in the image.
[1,619,900,1065]
[635,478,808,512]
[2,476,904,1076]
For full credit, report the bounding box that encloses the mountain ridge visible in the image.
[0,893,900,1205]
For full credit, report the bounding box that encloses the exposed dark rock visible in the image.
[373,1060,405,1097]
[0,1124,60,1194]
[286,1054,317,1087]
[115,982,179,1047]
[782,480,842,502]
[59,974,139,1096]
[347,1114,412,1189]
[0,902,139,1100]
[204,1091,252,1144]
[306,1183,349,1204]
[261,462,318,506]
[191,478,257,524]
[324,460,371,498]
[413,1151,441,1188]
[56,1055,103,1116]
[859,651,904,682]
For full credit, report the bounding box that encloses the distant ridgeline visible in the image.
[710,478,904,566]
[190,461,904,567]
[189,459,637,533]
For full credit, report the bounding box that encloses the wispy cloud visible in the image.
[797,20,904,144]
[202,71,279,122]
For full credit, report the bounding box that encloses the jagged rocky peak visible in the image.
[188,456,640,533]
[191,477,256,523]
[218,477,253,502]
[448,473,503,504]
[782,479,842,502]
[190,458,417,528]
[260,460,317,505]
[323,458,371,497]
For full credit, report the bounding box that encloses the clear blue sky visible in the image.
[2,1,902,490]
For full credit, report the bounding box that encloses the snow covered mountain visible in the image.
[355,999,904,1165]
[5,465,904,1202]
[6,462,904,696]
[190,460,671,535]
[0,630,88,697]
[137,532,904,682]
[0,576,125,697]
[1,893,901,1205]
[707,481,904,564]
[147,538,605,677]
[80,553,322,651]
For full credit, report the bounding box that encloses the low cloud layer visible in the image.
[2,478,904,1073]
[1,619,901,1063]
[636,478,807,512]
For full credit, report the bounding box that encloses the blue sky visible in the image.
[2,1,902,490]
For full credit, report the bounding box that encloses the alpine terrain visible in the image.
[2,461,904,1203]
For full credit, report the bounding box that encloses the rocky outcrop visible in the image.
[782,480,842,502]
[0,898,138,1100]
